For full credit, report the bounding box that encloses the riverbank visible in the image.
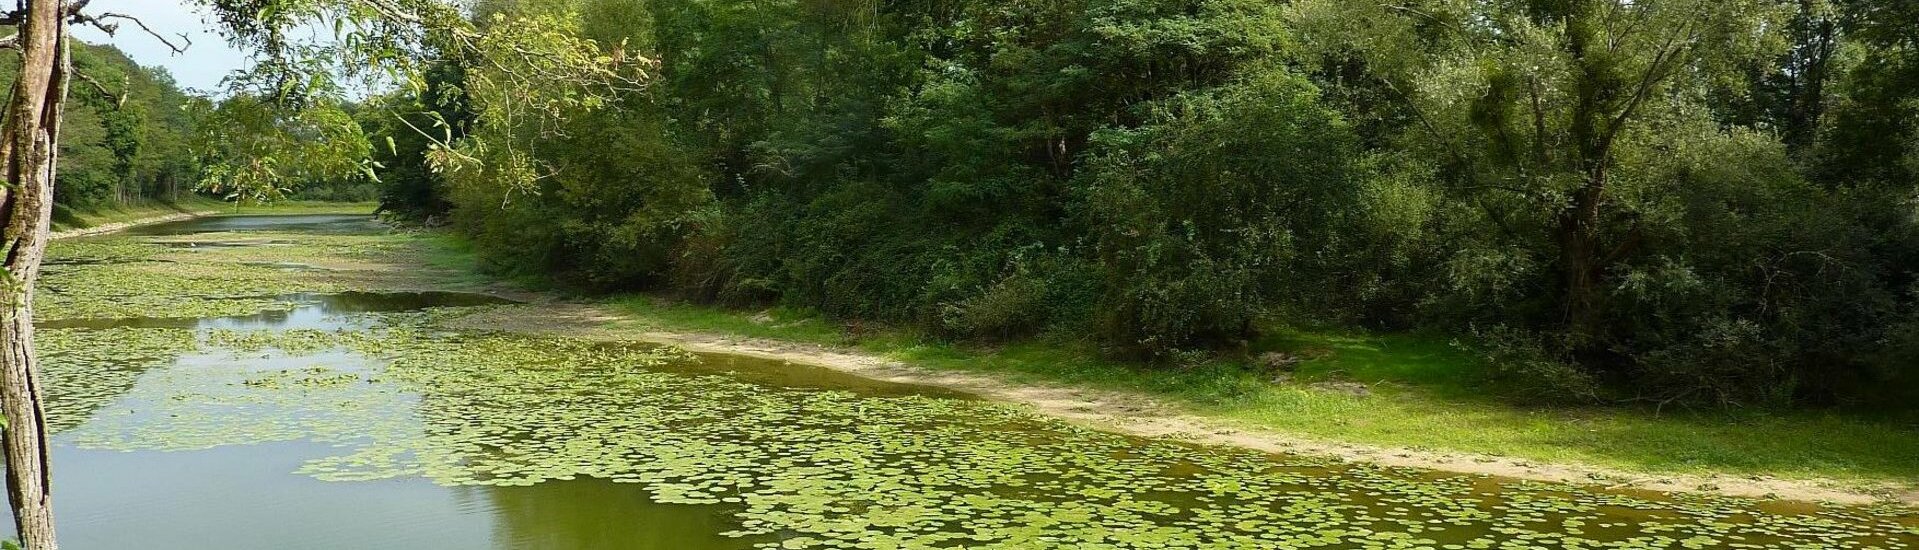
[444,300,1914,506]
[408,235,1919,506]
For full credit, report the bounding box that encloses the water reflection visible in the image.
[36,442,758,550]
[485,480,754,550]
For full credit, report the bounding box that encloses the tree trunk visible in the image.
[0,1,72,548]
[1558,5,1612,351]
[1559,173,1606,345]
[1783,0,1834,153]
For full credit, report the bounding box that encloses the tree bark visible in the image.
[1783,0,1834,153]
[0,1,72,548]
[1559,6,1610,348]
[1559,172,1606,344]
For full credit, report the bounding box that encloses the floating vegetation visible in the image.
[37,225,440,321]
[43,238,172,265]
[39,327,197,432]
[37,256,344,320]
[35,217,1919,549]
[55,319,1919,549]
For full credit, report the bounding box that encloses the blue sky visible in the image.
[72,0,251,94]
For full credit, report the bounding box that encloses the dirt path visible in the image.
[446,302,1915,507]
[50,210,214,240]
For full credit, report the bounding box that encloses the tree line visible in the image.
[0,40,389,212]
[0,39,196,209]
[363,0,1912,409]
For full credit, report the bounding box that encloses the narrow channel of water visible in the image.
[15,215,1918,549]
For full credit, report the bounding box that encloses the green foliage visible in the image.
[185,0,646,209]
[0,41,202,208]
[1082,68,1359,355]
[1291,0,1919,406]
[362,60,470,220]
[188,95,375,203]
[439,0,1358,357]
[1813,0,1919,188]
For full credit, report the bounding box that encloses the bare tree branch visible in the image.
[61,0,93,17]
[73,69,124,107]
[69,11,190,54]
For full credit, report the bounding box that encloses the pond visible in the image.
[15,214,1919,549]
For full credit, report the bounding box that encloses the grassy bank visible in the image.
[415,233,1919,496]
[51,198,377,232]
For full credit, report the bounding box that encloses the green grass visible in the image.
[52,198,376,232]
[1230,331,1919,484]
[410,233,521,290]
[592,294,1919,489]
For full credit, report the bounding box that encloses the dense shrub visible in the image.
[1081,68,1361,356]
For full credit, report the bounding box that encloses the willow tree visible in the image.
[1293,0,1784,352]
[0,1,643,547]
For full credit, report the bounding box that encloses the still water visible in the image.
[17,215,1919,549]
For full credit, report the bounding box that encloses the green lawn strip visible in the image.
[52,198,217,231]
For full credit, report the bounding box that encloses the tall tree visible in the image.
[0,3,71,545]
[1815,0,1919,187]
[1773,0,1840,151]
[1,2,197,546]
[1295,0,1784,353]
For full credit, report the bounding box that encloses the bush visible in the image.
[1469,325,1602,404]
[290,181,380,202]
[1599,128,1903,406]
[1081,67,1361,357]
[937,255,1098,341]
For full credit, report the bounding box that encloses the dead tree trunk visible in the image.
[0,0,72,548]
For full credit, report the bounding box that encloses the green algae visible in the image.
[38,261,343,320]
